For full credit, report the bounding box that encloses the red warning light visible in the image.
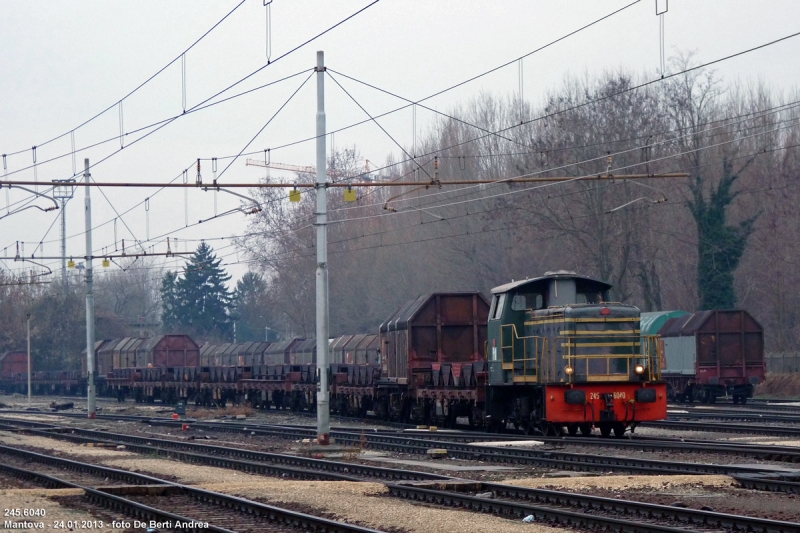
[600,307,611,315]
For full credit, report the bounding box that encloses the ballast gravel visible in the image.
[502,474,735,491]
[199,480,562,533]
[99,457,265,485]
[0,432,137,459]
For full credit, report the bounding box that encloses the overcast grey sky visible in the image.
[1,0,798,283]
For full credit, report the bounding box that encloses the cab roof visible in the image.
[490,270,612,295]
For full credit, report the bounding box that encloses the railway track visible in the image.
[0,443,385,533]
[12,423,451,483]
[733,472,800,494]
[670,402,800,414]
[387,480,800,533]
[645,419,800,438]
[1,414,791,478]
[667,410,800,425]
[4,428,799,533]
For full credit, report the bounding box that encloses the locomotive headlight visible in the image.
[634,364,645,375]
[564,365,574,375]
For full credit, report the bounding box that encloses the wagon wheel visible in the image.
[579,423,593,436]
[567,424,579,437]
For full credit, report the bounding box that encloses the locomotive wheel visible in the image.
[567,424,578,436]
[541,423,563,437]
[580,424,592,436]
[599,424,612,438]
[613,423,626,438]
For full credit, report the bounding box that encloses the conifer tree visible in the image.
[159,270,181,331]
[160,243,234,340]
[232,271,272,341]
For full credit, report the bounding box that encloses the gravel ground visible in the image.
[100,457,266,485]
[198,480,563,533]
[633,424,800,442]
[502,474,735,490]
[0,432,137,459]
[718,436,800,446]
[503,474,800,522]
[538,441,796,469]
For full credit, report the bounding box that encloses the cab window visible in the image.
[492,294,506,319]
[510,293,544,311]
[576,291,604,304]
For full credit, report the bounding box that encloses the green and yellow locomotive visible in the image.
[485,270,666,437]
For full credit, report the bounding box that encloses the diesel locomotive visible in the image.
[484,270,666,437]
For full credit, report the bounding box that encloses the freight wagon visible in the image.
[642,309,765,404]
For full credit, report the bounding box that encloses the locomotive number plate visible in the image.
[588,392,627,400]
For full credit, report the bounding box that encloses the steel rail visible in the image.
[481,481,800,532]
[137,418,779,476]
[2,412,794,474]
[668,411,800,424]
[386,483,694,533]
[0,462,237,533]
[733,473,800,494]
[0,443,386,533]
[534,435,800,463]
[22,425,450,482]
[645,420,800,438]
[670,403,800,413]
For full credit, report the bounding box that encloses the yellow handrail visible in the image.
[498,324,662,382]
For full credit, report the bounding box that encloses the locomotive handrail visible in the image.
[499,324,552,381]
[556,334,663,383]
[499,324,663,383]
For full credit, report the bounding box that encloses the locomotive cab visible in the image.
[488,270,621,385]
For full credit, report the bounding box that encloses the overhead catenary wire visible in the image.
[0,0,626,183]
[3,11,796,274]
[0,0,384,234]
[2,0,249,159]
[16,133,800,283]
[321,29,800,189]
[23,90,794,272]
[4,86,797,263]
[1,3,385,278]
[3,68,316,260]
[213,71,315,183]
[321,100,800,218]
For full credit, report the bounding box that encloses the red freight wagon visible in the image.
[379,292,490,385]
[136,335,199,368]
[658,309,765,404]
[0,351,27,378]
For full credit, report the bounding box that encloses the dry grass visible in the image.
[188,404,255,419]
[756,374,800,398]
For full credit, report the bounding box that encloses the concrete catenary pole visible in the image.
[315,51,330,445]
[26,313,31,406]
[84,158,96,419]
